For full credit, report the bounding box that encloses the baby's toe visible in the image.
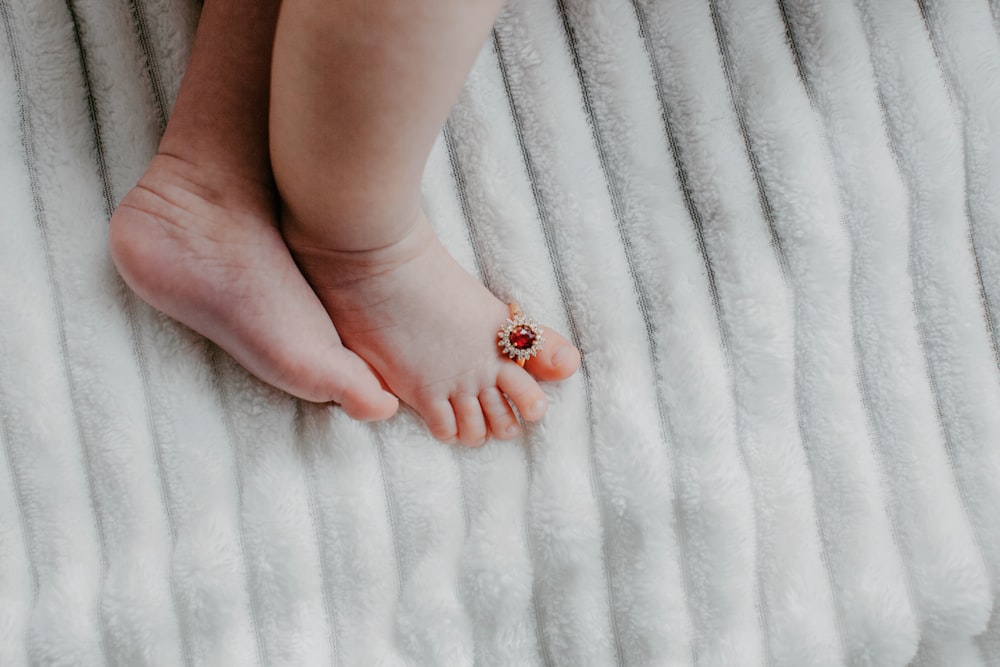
[451,394,488,447]
[337,384,399,422]
[498,363,548,422]
[419,398,459,443]
[479,387,520,440]
[314,347,399,421]
[523,327,580,382]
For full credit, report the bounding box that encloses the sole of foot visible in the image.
[109,153,399,421]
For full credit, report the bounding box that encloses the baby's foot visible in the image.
[283,213,581,445]
[109,154,399,420]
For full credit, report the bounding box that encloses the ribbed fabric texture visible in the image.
[1,0,999,664]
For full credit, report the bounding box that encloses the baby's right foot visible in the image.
[283,212,581,446]
[109,154,399,420]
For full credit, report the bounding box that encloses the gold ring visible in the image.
[498,302,544,367]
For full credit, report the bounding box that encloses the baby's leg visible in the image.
[271,0,581,444]
[109,0,398,419]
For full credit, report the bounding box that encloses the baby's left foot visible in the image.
[283,213,581,445]
[109,154,399,420]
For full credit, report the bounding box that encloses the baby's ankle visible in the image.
[276,172,425,252]
[282,209,436,288]
[279,187,427,247]
[142,152,276,217]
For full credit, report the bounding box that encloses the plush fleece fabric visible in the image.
[1,0,998,664]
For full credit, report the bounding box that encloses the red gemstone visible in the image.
[510,326,537,349]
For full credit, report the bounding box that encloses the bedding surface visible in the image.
[2,0,1000,665]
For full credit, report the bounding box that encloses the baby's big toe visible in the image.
[338,383,399,422]
[314,347,399,421]
[523,327,580,382]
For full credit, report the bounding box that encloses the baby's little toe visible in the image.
[419,398,459,443]
[522,327,580,382]
[451,394,488,447]
[479,387,520,440]
[498,363,548,422]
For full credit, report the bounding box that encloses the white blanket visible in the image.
[2,0,999,664]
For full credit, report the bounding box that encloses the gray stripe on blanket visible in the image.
[773,1,899,659]
[373,424,406,604]
[128,0,168,132]
[0,387,36,661]
[68,2,195,663]
[492,27,623,667]
[854,0,990,649]
[210,349,268,667]
[1,0,112,663]
[554,2,704,665]
[777,4,921,657]
[295,405,343,667]
[914,0,1000,374]
[707,1,849,662]
[0,0,40,621]
[630,1,778,662]
[626,8,724,664]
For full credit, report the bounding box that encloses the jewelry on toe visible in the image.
[498,302,544,367]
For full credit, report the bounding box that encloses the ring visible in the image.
[498,302,544,367]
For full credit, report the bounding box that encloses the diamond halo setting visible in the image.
[498,309,544,365]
